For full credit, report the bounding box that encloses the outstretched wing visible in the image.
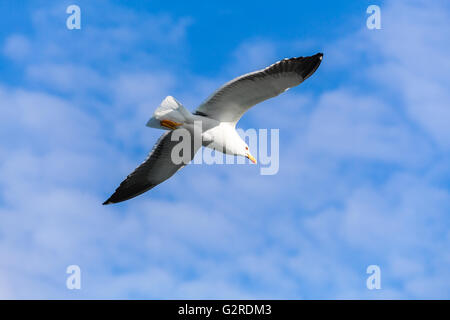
[195,53,323,124]
[103,130,199,205]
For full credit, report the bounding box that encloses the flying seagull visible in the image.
[103,53,323,205]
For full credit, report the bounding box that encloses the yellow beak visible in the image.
[246,153,257,164]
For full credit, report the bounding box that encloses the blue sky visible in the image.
[0,0,449,299]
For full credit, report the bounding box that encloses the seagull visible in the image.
[103,53,323,205]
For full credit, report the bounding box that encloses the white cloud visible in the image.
[3,34,31,60]
[26,63,105,93]
[337,1,450,149]
[304,89,433,166]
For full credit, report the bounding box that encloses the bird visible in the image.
[103,53,323,205]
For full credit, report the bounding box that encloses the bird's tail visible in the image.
[146,96,193,129]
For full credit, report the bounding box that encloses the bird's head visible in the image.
[245,146,257,164]
[239,143,257,164]
[223,126,257,164]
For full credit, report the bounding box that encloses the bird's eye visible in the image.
[245,146,249,150]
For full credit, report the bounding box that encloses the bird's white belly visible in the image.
[179,115,241,155]
[202,123,240,155]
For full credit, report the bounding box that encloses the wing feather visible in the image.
[195,53,323,123]
[103,130,199,204]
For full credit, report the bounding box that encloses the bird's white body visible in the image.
[200,121,246,156]
[147,96,248,157]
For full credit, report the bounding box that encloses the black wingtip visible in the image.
[102,198,113,205]
[300,52,323,81]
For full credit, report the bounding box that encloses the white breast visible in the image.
[202,122,242,155]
